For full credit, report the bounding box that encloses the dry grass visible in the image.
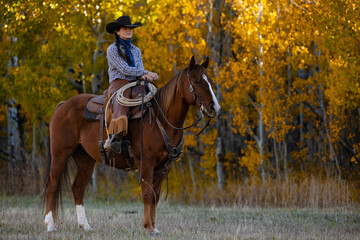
[183,174,358,208]
[1,196,359,240]
[2,158,359,208]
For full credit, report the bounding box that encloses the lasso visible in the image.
[115,81,158,107]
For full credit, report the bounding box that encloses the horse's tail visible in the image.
[42,136,72,219]
[42,137,51,212]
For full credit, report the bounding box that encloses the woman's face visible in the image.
[117,27,133,40]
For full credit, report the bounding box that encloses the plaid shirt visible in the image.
[107,42,148,82]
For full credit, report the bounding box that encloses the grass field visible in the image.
[0,196,359,240]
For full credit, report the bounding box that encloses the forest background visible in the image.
[0,0,359,207]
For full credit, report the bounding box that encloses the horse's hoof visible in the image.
[79,224,93,231]
[148,228,161,236]
[46,227,56,233]
[45,224,56,232]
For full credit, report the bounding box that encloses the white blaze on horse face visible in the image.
[203,74,221,113]
[44,211,56,232]
[76,205,92,231]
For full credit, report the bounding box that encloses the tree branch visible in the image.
[186,146,204,157]
[289,0,309,14]
[246,94,259,113]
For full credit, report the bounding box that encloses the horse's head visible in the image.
[184,56,221,118]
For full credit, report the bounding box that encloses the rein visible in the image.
[150,90,211,136]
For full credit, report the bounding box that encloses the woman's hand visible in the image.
[141,74,154,82]
[148,72,159,81]
[141,72,159,82]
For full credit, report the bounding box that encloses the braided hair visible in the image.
[114,31,128,62]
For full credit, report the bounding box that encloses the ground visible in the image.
[0,196,359,239]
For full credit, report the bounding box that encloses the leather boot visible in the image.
[105,79,130,152]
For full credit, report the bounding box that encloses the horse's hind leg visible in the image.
[44,147,74,232]
[72,146,96,231]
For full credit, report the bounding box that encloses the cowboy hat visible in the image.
[106,16,142,34]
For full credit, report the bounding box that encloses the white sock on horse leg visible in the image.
[76,205,92,230]
[44,211,56,232]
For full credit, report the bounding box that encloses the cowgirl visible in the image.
[105,15,158,151]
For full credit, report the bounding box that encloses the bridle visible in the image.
[186,68,207,117]
[148,68,212,135]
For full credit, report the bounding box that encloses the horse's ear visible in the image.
[189,56,196,71]
[201,56,209,69]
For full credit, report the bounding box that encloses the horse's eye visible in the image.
[193,79,200,85]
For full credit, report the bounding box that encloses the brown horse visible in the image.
[43,56,220,233]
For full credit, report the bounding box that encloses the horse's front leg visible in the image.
[150,167,171,234]
[139,159,156,233]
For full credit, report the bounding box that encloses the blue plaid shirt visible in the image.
[107,42,148,82]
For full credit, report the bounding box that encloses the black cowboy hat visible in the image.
[106,16,142,34]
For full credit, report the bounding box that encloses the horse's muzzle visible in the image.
[201,103,221,118]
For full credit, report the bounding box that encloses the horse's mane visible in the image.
[156,68,187,114]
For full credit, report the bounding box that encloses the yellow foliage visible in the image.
[239,142,262,175]
[199,129,218,179]
[0,105,6,125]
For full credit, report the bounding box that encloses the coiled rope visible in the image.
[116,81,158,107]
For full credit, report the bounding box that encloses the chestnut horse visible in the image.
[43,56,220,233]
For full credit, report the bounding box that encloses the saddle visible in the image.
[83,95,106,121]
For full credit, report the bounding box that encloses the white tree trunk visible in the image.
[187,155,197,192]
[253,0,266,184]
[216,137,225,190]
[31,122,37,172]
